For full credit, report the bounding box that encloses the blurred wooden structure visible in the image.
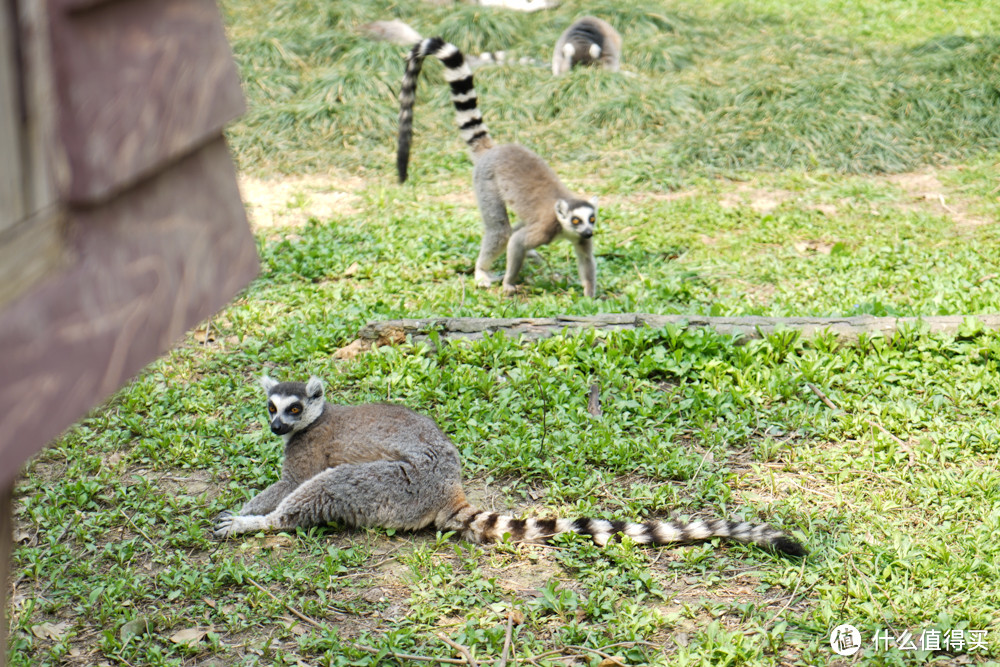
[0,0,258,659]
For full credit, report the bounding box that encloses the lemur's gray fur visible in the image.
[396,37,599,298]
[552,16,622,75]
[214,376,808,559]
[358,19,423,47]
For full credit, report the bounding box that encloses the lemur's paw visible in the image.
[502,283,520,296]
[474,269,494,289]
[213,510,236,539]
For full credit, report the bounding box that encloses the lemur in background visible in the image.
[360,16,623,76]
[552,16,622,75]
[214,376,807,559]
[396,37,599,297]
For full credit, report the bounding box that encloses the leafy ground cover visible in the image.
[9,0,1000,665]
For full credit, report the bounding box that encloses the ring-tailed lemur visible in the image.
[213,376,807,559]
[396,37,599,298]
[552,16,622,75]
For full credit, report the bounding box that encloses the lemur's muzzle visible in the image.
[270,420,292,435]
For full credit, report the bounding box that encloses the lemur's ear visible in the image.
[554,199,570,220]
[259,376,278,393]
[305,376,324,400]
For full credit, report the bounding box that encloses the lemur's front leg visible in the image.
[213,479,299,538]
[574,237,597,298]
[239,479,299,516]
[503,228,532,295]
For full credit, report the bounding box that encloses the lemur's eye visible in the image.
[290,406,301,414]
[571,217,581,225]
[267,404,276,414]
[589,215,595,224]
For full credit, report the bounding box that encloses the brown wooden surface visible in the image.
[2,0,63,309]
[0,0,23,232]
[0,484,10,663]
[0,208,65,309]
[0,137,259,490]
[3,2,256,661]
[46,0,246,204]
[18,0,59,213]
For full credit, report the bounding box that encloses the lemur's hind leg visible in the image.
[214,461,449,538]
[473,180,512,289]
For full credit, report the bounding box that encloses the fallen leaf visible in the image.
[31,621,70,640]
[598,658,629,667]
[344,262,361,277]
[169,626,211,644]
[333,338,371,360]
[280,616,310,636]
[120,617,153,641]
[192,326,216,344]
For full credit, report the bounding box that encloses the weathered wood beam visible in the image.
[352,314,1000,349]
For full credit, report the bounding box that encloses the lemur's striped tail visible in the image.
[436,503,807,558]
[397,37,494,183]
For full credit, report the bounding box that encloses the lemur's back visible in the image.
[283,402,463,486]
[474,144,573,221]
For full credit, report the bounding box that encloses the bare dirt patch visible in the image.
[719,184,795,214]
[135,468,218,500]
[239,173,365,231]
[427,189,478,208]
[885,169,992,229]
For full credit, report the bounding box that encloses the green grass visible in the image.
[224,0,1000,177]
[10,0,1000,665]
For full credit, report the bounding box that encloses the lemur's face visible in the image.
[555,198,598,240]
[259,376,324,436]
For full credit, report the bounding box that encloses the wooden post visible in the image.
[0,0,258,661]
[0,485,10,667]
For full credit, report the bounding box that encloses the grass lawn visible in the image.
[9,0,1000,665]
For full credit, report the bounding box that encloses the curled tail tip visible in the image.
[773,535,808,558]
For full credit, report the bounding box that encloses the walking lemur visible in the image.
[396,37,599,297]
